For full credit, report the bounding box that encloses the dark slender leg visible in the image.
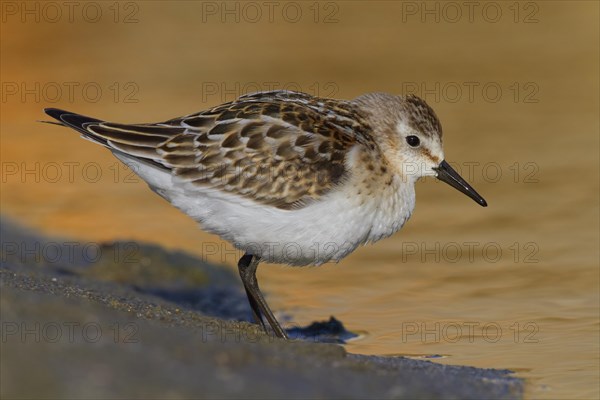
[237,253,288,339]
[242,286,268,332]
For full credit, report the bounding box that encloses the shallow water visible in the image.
[1,2,598,399]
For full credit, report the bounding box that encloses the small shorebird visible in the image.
[44,90,486,339]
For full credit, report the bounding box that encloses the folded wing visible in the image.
[45,92,370,209]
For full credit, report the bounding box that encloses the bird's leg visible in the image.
[238,255,267,331]
[237,253,288,339]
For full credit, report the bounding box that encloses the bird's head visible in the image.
[353,93,487,207]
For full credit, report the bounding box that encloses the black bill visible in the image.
[434,160,487,207]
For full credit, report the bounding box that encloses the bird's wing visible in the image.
[45,91,373,210]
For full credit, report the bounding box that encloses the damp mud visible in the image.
[1,218,523,399]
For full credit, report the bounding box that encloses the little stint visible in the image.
[45,90,487,339]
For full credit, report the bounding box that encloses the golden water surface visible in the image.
[1,2,598,399]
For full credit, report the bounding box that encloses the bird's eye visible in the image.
[406,135,420,147]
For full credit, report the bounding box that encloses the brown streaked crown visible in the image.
[352,92,442,141]
[403,94,443,139]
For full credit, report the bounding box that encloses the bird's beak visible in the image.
[434,160,487,207]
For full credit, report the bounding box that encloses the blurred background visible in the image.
[1,1,598,398]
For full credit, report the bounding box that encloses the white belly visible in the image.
[115,153,416,266]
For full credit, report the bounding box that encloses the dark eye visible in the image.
[406,135,420,147]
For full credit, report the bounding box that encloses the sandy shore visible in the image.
[1,218,523,399]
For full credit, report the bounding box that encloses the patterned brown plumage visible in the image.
[82,91,380,210]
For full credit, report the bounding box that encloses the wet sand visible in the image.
[1,218,523,399]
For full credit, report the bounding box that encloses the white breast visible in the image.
[114,149,416,266]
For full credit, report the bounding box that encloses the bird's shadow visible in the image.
[132,285,255,322]
[132,285,358,343]
[1,217,358,343]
